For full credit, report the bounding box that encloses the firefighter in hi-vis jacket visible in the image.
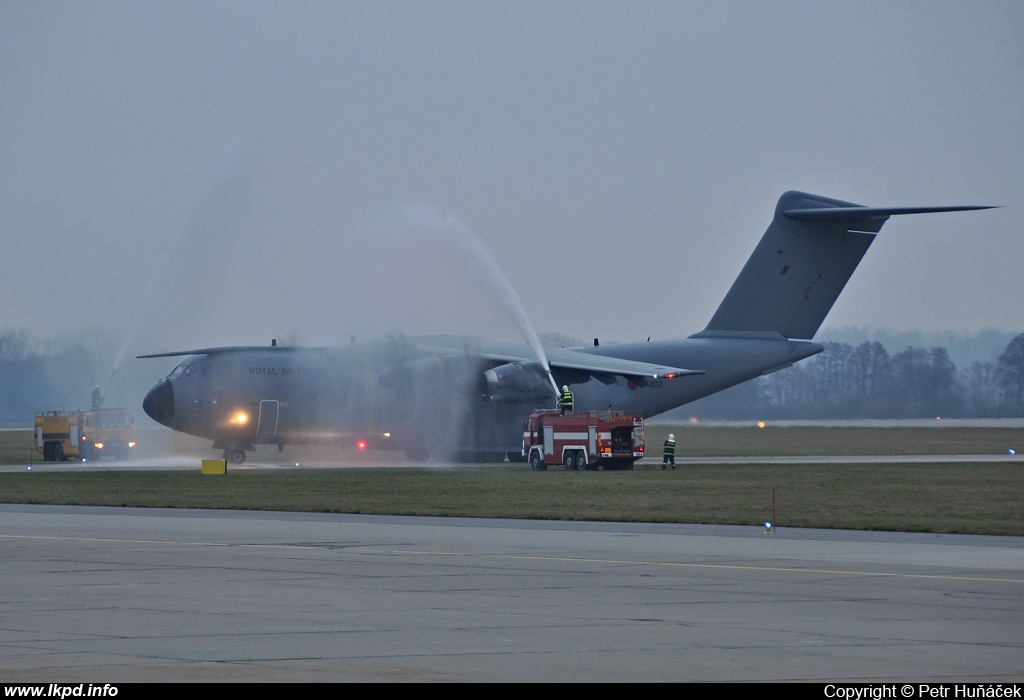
[662,433,676,469]
[560,385,574,413]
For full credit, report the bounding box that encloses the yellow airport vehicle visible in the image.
[34,408,136,462]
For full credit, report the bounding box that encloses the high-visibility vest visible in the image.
[560,389,574,410]
[663,438,675,456]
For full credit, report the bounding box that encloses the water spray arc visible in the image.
[381,207,560,399]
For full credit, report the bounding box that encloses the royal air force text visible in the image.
[248,367,324,376]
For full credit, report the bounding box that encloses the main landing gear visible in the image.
[222,448,246,464]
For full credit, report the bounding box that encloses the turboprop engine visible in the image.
[483,362,556,404]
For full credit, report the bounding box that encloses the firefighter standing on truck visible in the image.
[560,385,574,413]
[662,433,676,469]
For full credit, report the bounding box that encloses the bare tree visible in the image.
[997,333,1024,414]
[961,360,999,417]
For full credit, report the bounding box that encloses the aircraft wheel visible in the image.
[224,448,246,464]
[53,443,65,462]
[530,452,546,471]
[575,451,588,471]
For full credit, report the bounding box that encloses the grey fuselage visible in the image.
[141,333,821,456]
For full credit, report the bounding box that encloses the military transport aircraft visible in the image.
[140,191,993,464]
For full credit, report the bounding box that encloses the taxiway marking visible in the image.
[2,533,1021,584]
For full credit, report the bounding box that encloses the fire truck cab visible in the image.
[522,410,644,471]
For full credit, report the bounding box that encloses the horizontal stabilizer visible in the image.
[784,204,996,222]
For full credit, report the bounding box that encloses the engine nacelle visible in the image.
[484,362,554,404]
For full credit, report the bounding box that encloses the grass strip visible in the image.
[1,461,1020,536]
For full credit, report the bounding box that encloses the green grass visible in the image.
[3,425,1021,535]
[1,461,1021,536]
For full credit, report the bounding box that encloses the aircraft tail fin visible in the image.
[700,191,994,340]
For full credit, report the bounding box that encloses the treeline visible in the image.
[683,333,1024,419]
[0,328,108,426]
[3,327,1023,425]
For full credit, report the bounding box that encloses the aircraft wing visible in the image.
[137,346,302,358]
[137,338,704,381]
[414,338,702,381]
[545,349,702,380]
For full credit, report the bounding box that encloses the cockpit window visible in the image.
[167,355,205,380]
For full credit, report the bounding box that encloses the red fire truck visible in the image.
[522,410,645,471]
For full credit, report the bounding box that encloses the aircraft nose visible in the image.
[143,379,175,427]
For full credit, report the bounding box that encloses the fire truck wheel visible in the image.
[563,452,576,470]
[43,442,54,461]
[575,452,588,471]
[530,452,545,471]
[53,443,65,462]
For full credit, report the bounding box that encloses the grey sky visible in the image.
[2,1,1021,355]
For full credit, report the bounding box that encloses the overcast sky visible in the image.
[2,1,1021,355]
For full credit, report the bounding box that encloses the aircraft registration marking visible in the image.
[628,380,663,390]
